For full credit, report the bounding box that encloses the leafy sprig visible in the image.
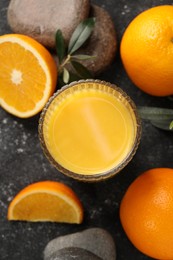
[55,18,96,86]
[138,106,173,131]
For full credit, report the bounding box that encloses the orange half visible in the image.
[0,34,57,118]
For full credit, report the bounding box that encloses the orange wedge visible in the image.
[0,34,57,118]
[7,181,83,224]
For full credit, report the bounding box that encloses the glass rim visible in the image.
[38,79,142,182]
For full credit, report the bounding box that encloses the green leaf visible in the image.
[71,60,92,79]
[151,119,173,131]
[69,72,81,82]
[68,17,95,55]
[138,106,173,121]
[59,71,82,86]
[71,54,96,61]
[138,106,173,131]
[55,29,65,64]
[170,120,173,130]
[63,68,70,84]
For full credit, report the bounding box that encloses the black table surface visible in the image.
[0,1,173,260]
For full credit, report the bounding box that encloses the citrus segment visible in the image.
[120,168,173,259]
[7,181,83,224]
[120,5,173,96]
[0,34,57,117]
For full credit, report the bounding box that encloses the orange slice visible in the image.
[7,181,83,224]
[0,34,57,118]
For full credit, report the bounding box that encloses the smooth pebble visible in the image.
[44,228,116,260]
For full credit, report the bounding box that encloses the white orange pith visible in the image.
[0,34,58,118]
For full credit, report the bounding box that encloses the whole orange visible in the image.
[120,5,173,96]
[120,168,173,260]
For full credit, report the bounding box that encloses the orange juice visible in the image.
[39,81,141,181]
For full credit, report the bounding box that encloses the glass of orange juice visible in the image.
[39,80,141,182]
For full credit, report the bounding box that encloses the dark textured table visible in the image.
[0,1,173,260]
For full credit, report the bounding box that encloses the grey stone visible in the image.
[7,0,90,48]
[44,228,116,260]
[47,247,102,260]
